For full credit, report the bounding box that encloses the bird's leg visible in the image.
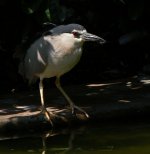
[55,77,89,118]
[39,78,53,126]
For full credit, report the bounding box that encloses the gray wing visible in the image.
[19,36,54,83]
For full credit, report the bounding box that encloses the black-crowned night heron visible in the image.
[18,23,105,125]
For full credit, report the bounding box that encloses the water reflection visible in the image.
[42,129,76,154]
[1,122,150,154]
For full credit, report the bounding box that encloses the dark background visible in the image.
[0,0,150,93]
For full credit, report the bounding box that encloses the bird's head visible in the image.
[50,24,106,45]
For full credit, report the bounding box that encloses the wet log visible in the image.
[1,76,150,135]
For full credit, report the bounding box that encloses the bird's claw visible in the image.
[40,107,54,127]
[71,105,89,118]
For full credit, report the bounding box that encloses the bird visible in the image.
[17,23,105,125]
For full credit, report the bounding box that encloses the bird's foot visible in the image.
[40,107,54,127]
[71,105,89,118]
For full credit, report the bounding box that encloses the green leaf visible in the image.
[45,8,51,21]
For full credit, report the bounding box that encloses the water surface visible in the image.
[1,121,150,154]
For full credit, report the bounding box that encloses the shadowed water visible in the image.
[1,121,150,154]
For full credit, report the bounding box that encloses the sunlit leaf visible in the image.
[27,8,34,14]
[45,9,51,21]
[21,0,43,14]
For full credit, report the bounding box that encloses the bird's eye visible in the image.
[72,31,79,37]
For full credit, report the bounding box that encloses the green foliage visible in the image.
[19,0,74,24]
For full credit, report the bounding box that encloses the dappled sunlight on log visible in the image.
[141,79,150,85]
[1,76,150,134]
[118,99,131,103]
[86,82,122,87]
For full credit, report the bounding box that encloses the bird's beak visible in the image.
[81,32,106,44]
